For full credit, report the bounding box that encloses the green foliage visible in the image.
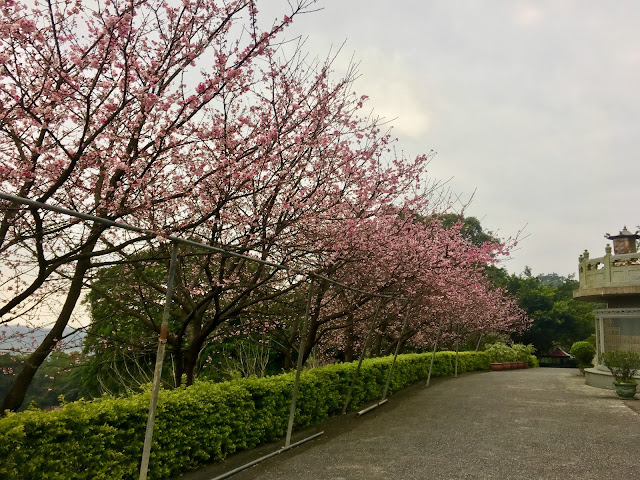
[1,352,86,411]
[511,343,536,362]
[82,244,294,393]
[439,214,497,247]
[0,351,490,479]
[82,248,176,397]
[494,269,597,354]
[601,350,640,384]
[0,354,18,398]
[569,341,596,372]
[484,342,517,363]
[484,342,536,366]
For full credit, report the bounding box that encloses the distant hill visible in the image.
[0,324,86,353]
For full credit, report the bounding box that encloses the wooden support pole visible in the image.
[284,278,315,448]
[139,242,179,480]
[381,304,411,402]
[426,313,442,388]
[342,300,384,414]
[454,322,460,378]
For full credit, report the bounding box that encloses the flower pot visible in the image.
[490,363,504,371]
[613,382,637,400]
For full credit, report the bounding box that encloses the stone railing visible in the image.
[578,245,640,290]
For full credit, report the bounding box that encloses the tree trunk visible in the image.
[169,342,185,388]
[1,253,92,413]
[372,332,382,357]
[397,337,406,355]
[182,342,201,386]
[344,317,355,363]
[283,347,293,372]
[301,318,319,366]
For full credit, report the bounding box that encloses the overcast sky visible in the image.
[263,0,640,278]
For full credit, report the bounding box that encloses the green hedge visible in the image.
[0,351,490,479]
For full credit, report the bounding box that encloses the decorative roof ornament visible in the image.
[604,226,640,255]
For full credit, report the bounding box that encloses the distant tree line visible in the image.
[485,266,595,354]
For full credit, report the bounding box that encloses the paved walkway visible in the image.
[179,369,640,480]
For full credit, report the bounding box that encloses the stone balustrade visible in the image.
[578,245,640,292]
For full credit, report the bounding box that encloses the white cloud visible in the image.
[353,50,432,138]
[513,4,545,27]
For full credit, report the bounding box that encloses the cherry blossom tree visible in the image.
[0,0,325,412]
[310,214,527,361]
[266,210,522,364]
[77,42,436,387]
[0,0,531,414]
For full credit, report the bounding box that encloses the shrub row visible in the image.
[0,351,490,479]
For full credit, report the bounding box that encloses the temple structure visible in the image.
[574,227,640,388]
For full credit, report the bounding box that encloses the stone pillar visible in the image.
[579,250,589,288]
[594,315,601,365]
[596,314,606,370]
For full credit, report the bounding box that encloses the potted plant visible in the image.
[601,350,640,399]
[512,343,535,369]
[485,342,517,370]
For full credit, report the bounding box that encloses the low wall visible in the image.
[584,367,640,389]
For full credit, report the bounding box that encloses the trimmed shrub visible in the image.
[0,351,489,480]
[601,350,640,383]
[569,341,596,374]
[484,342,537,366]
[484,342,517,363]
[511,343,536,362]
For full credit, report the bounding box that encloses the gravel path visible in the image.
[178,368,640,480]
